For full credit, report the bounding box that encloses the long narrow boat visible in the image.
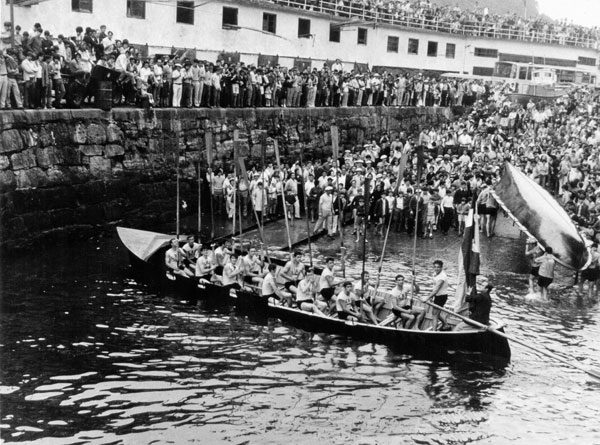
[117,226,511,360]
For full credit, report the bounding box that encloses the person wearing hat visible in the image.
[172,61,183,107]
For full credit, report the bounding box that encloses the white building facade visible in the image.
[2,0,599,77]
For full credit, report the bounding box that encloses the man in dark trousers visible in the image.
[454,278,493,331]
[374,189,390,235]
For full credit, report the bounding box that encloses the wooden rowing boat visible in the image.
[117,226,511,360]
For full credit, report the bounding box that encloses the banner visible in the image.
[257,54,279,68]
[293,57,312,72]
[205,131,214,165]
[330,126,339,160]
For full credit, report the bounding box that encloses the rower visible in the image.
[242,248,264,285]
[221,251,242,291]
[335,281,361,321]
[165,238,194,278]
[318,257,337,311]
[296,267,327,316]
[352,271,379,324]
[380,274,425,329]
[195,246,216,282]
[261,263,287,303]
[181,235,200,271]
[213,240,233,276]
[424,260,449,331]
[280,251,305,296]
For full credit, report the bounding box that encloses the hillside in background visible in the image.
[431,0,539,18]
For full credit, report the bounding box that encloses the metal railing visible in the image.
[257,0,599,50]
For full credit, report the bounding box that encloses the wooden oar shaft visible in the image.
[420,298,600,380]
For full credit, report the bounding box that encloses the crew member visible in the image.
[454,278,493,331]
[424,260,449,331]
[195,246,216,282]
[279,251,305,296]
[535,247,556,301]
[335,281,361,321]
[296,267,327,315]
[165,238,193,278]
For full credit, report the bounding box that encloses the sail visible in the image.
[493,162,588,270]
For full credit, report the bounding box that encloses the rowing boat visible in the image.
[117,226,511,360]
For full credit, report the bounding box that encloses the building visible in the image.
[2,0,599,83]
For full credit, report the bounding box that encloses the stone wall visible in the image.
[0,106,453,251]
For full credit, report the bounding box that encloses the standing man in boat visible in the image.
[296,267,327,316]
[165,239,194,278]
[424,260,449,331]
[535,247,556,301]
[280,251,305,298]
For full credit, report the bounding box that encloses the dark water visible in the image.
[1,225,600,444]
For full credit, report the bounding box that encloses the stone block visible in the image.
[11,149,37,170]
[89,156,112,176]
[0,155,10,170]
[15,167,48,189]
[72,124,87,144]
[38,127,56,147]
[0,129,24,154]
[46,167,69,186]
[106,123,124,143]
[36,147,63,168]
[86,123,107,144]
[105,144,125,157]
[79,144,103,156]
[0,170,16,192]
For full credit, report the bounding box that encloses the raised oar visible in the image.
[274,140,293,253]
[418,298,600,380]
[299,148,314,267]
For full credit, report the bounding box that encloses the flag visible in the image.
[205,131,214,165]
[330,126,339,160]
[415,145,425,184]
[453,206,480,311]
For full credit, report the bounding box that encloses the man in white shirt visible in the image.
[313,186,334,236]
[424,260,449,331]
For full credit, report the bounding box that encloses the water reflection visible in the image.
[1,230,599,444]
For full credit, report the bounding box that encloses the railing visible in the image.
[259,0,599,50]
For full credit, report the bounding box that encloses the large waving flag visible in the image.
[453,207,480,312]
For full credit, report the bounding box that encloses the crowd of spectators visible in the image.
[284,0,599,47]
[0,20,500,110]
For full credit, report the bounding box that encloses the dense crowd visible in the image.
[0,20,499,109]
[286,0,599,47]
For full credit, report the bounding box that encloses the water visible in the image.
[1,227,600,444]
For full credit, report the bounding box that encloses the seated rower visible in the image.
[352,271,379,324]
[241,248,265,285]
[195,246,217,282]
[454,278,493,331]
[296,267,327,316]
[318,257,338,313]
[335,281,361,321]
[213,240,233,276]
[165,238,194,278]
[181,235,201,273]
[380,274,425,329]
[221,252,243,291]
[279,251,305,296]
[261,263,288,303]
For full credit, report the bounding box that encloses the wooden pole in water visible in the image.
[331,125,346,278]
[274,140,293,253]
[375,150,409,291]
[176,136,181,240]
[197,160,202,239]
[361,177,371,298]
[299,147,313,267]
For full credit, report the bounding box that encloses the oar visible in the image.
[418,297,600,380]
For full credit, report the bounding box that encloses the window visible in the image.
[176,1,194,24]
[71,0,92,12]
[445,43,456,59]
[262,13,276,34]
[473,66,494,76]
[298,18,311,38]
[427,41,438,57]
[329,24,340,42]
[578,56,596,66]
[474,47,498,58]
[387,36,399,53]
[222,7,238,28]
[408,38,419,55]
[357,27,367,45]
[126,0,145,19]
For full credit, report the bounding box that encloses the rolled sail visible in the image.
[493,162,588,270]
